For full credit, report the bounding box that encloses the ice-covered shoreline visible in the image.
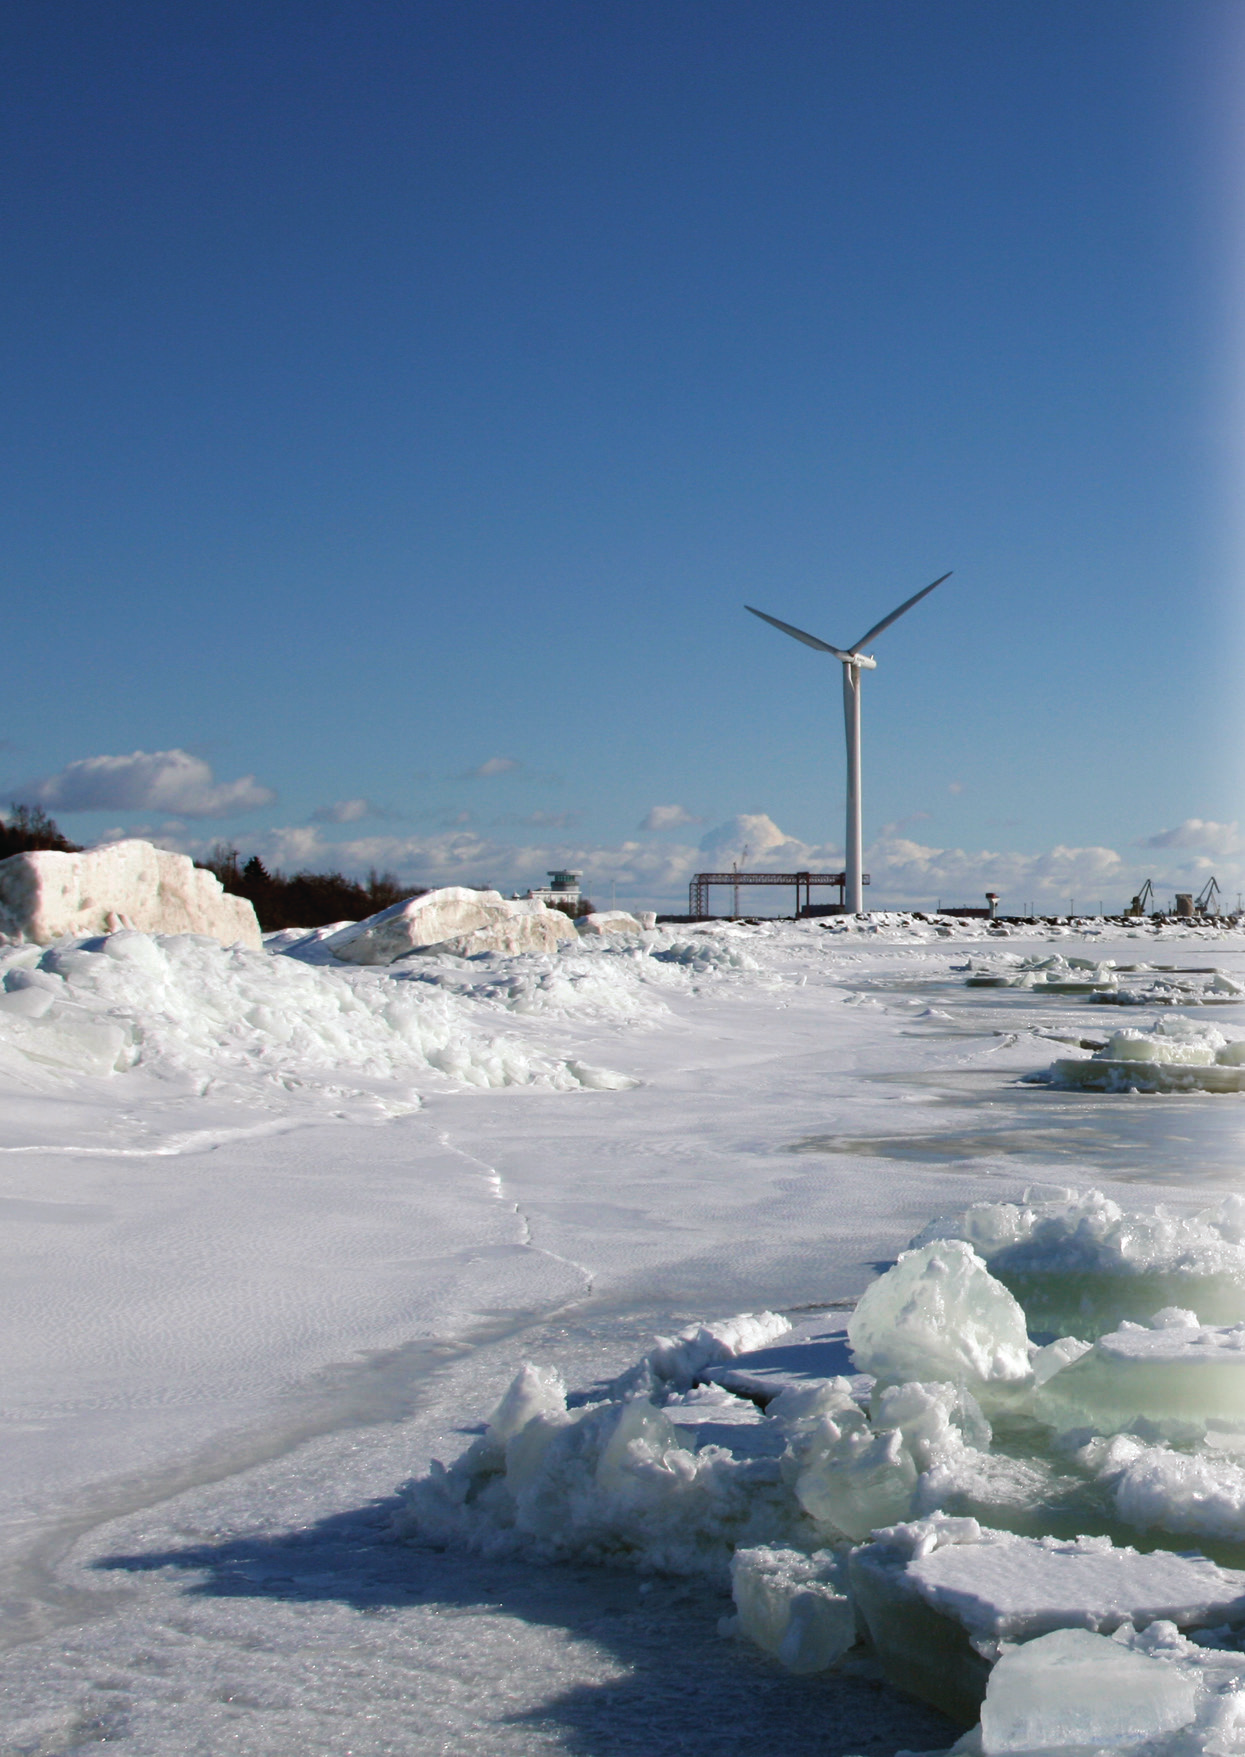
[4,914,1245,1753]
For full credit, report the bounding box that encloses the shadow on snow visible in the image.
[94,1493,957,1756]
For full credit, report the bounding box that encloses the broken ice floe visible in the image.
[962,954,1244,1014]
[728,1544,855,1673]
[966,954,1122,994]
[849,1515,1245,1723]
[846,1239,1032,1406]
[1042,1019,1245,1092]
[403,1190,1245,1753]
[918,1186,1245,1336]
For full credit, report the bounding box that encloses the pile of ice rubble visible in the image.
[965,954,1245,1007]
[1039,1019,1245,1094]
[0,915,763,1102]
[404,1188,1245,1754]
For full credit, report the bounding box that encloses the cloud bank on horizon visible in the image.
[13,751,1241,912]
[87,804,1243,913]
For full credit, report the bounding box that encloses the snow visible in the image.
[0,837,261,948]
[323,885,577,962]
[6,913,1245,1753]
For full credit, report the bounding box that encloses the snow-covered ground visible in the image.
[2,914,1245,1754]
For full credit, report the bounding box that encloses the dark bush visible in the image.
[200,847,420,932]
[546,896,596,919]
[0,804,82,860]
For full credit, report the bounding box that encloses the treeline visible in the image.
[200,847,417,932]
[0,804,83,859]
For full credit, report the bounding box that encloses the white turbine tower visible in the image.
[746,573,951,914]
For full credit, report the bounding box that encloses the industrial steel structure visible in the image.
[688,869,869,919]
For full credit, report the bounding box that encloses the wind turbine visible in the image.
[746,573,952,914]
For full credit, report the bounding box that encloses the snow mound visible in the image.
[0,839,260,950]
[649,935,760,972]
[323,888,576,964]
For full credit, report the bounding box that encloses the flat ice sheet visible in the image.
[905,1535,1245,1639]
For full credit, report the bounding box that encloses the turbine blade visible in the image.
[849,572,952,653]
[745,605,848,658]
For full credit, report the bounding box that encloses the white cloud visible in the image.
[698,813,825,864]
[309,798,386,825]
[468,756,522,778]
[1139,819,1241,855]
[866,836,1124,907]
[640,805,704,832]
[136,809,1245,913]
[36,750,276,818]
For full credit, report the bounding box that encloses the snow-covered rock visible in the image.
[0,840,260,950]
[323,888,576,964]
[848,1516,1245,1724]
[729,1545,855,1673]
[420,913,581,958]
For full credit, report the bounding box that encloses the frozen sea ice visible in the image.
[847,1240,1032,1404]
[729,1545,855,1674]
[979,1627,1198,1753]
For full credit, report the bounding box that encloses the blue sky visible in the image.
[4,0,1243,911]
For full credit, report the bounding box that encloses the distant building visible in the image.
[524,869,582,907]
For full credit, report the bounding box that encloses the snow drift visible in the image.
[0,925,639,1103]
